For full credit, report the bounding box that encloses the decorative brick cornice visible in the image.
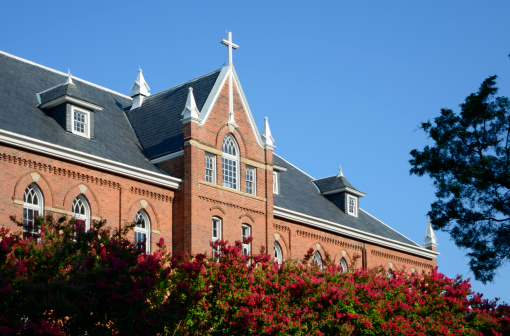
[371,250,434,270]
[273,223,290,233]
[2,152,121,189]
[129,187,173,203]
[198,195,264,215]
[296,229,363,251]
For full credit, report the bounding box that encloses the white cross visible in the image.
[221,31,239,66]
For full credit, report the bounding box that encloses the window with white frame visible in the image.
[71,106,90,138]
[205,153,216,184]
[222,135,239,190]
[245,166,256,195]
[273,171,279,194]
[72,195,90,231]
[339,257,348,273]
[312,251,323,269]
[135,210,150,253]
[23,184,43,240]
[347,195,357,217]
[212,217,222,259]
[241,224,251,256]
[274,241,283,266]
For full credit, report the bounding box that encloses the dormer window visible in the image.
[347,195,357,217]
[72,106,90,138]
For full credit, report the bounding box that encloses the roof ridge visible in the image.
[147,68,222,100]
[359,208,421,247]
[0,50,132,100]
[273,153,315,179]
[313,174,339,181]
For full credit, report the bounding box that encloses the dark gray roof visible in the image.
[39,81,103,108]
[313,175,359,194]
[0,52,160,173]
[126,69,221,160]
[273,154,420,247]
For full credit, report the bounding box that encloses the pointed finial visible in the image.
[338,165,344,177]
[130,68,151,110]
[65,69,74,85]
[262,117,275,149]
[221,31,239,66]
[424,220,438,250]
[182,87,200,124]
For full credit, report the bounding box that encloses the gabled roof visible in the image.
[0,51,160,174]
[273,153,421,248]
[126,69,221,160]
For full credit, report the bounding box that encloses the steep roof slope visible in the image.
[0,51,160,173]
[273,153,420,247]
[126,70,221,160]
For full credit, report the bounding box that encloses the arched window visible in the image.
[222,134,239,190]
[135,210,150,253]
[23,184,43,240]
[274,241,283,266]
[72,195,90,231]
[386,268,394,278]
[241,224,251,256]
[212,217,222,259]
[339,257,348,273]
[312,251,323,269]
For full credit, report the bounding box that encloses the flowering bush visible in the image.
[1,216,509,335]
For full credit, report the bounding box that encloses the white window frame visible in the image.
[347,195,357,217]
[71,106,91,138]
[313,251,323,269]
[222,135,239,190]
[274,241,283,266]
[212,217,222,259]
[72,195,90,231]
[245,166,256,195]
[23,184,43,240]
[273,171,279,194]
[205,153,216,184]
[241,224,251,256]
[135,210,151,254]
[339,257,348,273]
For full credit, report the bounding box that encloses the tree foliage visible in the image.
[410,76,510,283]
[1,215,509,335]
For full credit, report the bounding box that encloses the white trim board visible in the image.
[0,129,181,189]
[273,206,439,259]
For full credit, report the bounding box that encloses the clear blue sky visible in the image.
[1,1,509,302]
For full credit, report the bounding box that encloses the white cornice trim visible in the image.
[0,129,181,189]
[273,206,439,259]
[322,187,366,198]
[39,95,104,112]
[150,150,184,164]
[0,50,132,100]
[273,164,287,172]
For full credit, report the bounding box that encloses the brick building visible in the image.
[0,33,438,273]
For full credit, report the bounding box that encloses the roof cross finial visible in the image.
[221,31,239,66]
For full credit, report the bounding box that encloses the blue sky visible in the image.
[1,1,509,302]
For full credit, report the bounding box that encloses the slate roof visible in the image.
[38,80,102,108]
[0,51,159,173]
[126,69,221,160]
[313,175,362,194]
[273,154,420,247]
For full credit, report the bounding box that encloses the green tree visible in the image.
[410,75,510,283]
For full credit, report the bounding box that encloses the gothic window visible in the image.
[23,184,43,240]
[274,241,283,266]
[273,171,279,194]
[212,217,222,259]
[222,134,239,190]
[386,268,394,278]
[339,257,348,273]
[241,224,251,256]
[135,210,150,253]
[245,166,256,195]
[312,251,323,269]
[347,195,357,217]
[71,106,90,138]
[72,195,90,231]
[205,153,216,183]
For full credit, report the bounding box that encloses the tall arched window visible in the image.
[23,184,43,240]
[274,241,283,266]
[72,195,90,231]
[313,251,323,269]
[135,210,150,253]
[339,257,348,273]
[222,134,239,190]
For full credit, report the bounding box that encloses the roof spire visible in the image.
[220,31,239,66]
[130,68,150,110]
[424,220,438,250]
[262,117,275,149]
[338,165,344,177]
[182,87,200,124]
[65,69,74,85]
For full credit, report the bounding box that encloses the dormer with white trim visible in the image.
[313,167,366,217]
[130,68,150,110]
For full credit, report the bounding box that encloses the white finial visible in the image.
[182,87,200,124]
[424,220,438,249]
[338,165,344,177]
[220,31,239,66]
[66,69,74,85]
[262,117,275,149]
[130,68,151,110]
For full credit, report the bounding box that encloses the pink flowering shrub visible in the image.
[0,216,509,335]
